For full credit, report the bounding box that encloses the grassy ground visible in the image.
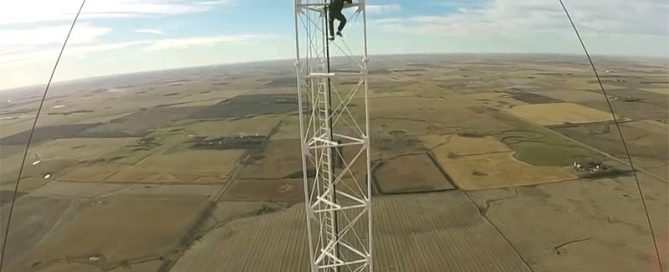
[505,102,614,126]
[373,153,455,194]
[495,130,599,167]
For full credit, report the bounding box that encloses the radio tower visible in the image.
[293,0,372,271]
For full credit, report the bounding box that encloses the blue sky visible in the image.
[0,0,667,90]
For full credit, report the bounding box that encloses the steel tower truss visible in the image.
[293,1,372,271]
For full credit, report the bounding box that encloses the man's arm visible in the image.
[345,0,352,3]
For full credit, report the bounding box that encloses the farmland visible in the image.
[0,54,667,271]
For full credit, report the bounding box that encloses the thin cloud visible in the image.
[136,29,165,35]
[0,22,113,68]
[0,34,274,65]
[67,41,150,56]
[0,0,231,25]
[366,4,401,15]
[0,41,148,65]
[376,0,668,37]
[147,35,275,51]
[0,24,110,48]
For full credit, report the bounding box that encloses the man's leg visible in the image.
[328,12,336,39]
[335,12,347,35]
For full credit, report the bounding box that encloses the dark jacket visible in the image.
[330,0,352,13]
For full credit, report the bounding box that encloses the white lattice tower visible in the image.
[293,1,372,271]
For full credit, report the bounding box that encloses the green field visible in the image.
[495,130,600,166]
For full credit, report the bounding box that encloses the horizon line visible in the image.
[3,52,668,92]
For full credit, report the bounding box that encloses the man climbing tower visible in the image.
[328,0,352,41]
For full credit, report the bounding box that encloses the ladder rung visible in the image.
[305,72,335,78]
